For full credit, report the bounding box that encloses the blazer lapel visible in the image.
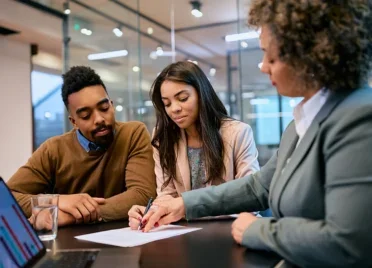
[176,130,191,191]
[271,91,349,215]
[269,122,298,217]
[274,122,299,176]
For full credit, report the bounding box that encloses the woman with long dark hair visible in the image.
[148,61,259,198]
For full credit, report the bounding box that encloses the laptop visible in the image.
[0,177,140,268]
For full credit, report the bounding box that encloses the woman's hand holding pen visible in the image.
[128,197,154,230]
[141,197,185,232]
[128,196,185,232]
[128,205,146,230]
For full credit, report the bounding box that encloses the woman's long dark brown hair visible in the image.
[150,61,230,190]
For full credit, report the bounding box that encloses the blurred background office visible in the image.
[0,0,323,180]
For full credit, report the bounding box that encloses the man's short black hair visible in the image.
[61,66,107,108]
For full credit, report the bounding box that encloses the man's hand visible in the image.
[29,209,77,228]
[231,212,258,245]
[29,209,53,231]
[59,194,105,224]
[58,210,76,226]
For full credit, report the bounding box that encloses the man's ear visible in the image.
[68,115,78,130]
[110,100,114,106]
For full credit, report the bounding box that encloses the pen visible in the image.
[138,197,153,230]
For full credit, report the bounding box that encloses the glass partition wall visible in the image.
[29,0,300,165]
[235,0,302,165]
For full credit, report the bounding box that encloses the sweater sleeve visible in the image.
[7,141,55,217]
[100,123,157,221]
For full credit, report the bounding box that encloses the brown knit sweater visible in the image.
[7,121,156,221]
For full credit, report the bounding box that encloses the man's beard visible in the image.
[91,124,114,148]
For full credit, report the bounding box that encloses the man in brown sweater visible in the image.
[7,66,156,226]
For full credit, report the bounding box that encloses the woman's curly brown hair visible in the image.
[248,0,372,92]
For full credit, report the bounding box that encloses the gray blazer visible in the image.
[182,87,372,267]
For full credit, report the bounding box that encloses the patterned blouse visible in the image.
[187,147,206,190]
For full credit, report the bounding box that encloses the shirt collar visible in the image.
[76,130,101,152]
[293,88,329,140]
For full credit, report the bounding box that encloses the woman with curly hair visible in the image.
[130,0,372,266]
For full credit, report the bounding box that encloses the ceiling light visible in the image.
[225,31,259,42]
[115,105,123,112]
[149,52,157,60]
[250,98,270,105]
[147,27,154,35]
[81,28,92,36]
[191,9,203,18]
[242,92,255,99]
[209,67,216,77]
[132,66,140,72]
[150,51,176,59]
[63,1,70,15]
[44,111,52,119]
[88,50,128,60]
[190,1,203,18]
[156,45,163,56]
[113,25,123,37]
[137,107,147,115]
[240,41,248,48]
[144,100,153,107]
[258,62,263,69]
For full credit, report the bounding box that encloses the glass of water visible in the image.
[30,194,59,241]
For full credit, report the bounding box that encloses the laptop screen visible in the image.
[0,178,45,268]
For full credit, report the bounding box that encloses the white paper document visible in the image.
[75,225,202,247]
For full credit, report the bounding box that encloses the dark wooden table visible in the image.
[43,218,285,268]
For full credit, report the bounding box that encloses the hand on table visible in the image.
[231,212,258,245]
[58,210,76,226]
[59,194,105,224]
[29,209,80,229]
[29,209,53,231]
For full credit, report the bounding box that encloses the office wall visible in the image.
[0,38,32,181]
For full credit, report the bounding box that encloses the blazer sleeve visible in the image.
[153,145,179,198]
[182,151,277,219]
[233,123,260,177]
[242,105,372,266]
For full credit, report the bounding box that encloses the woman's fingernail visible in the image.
[154,222,159,227]
[138,217,142,221]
